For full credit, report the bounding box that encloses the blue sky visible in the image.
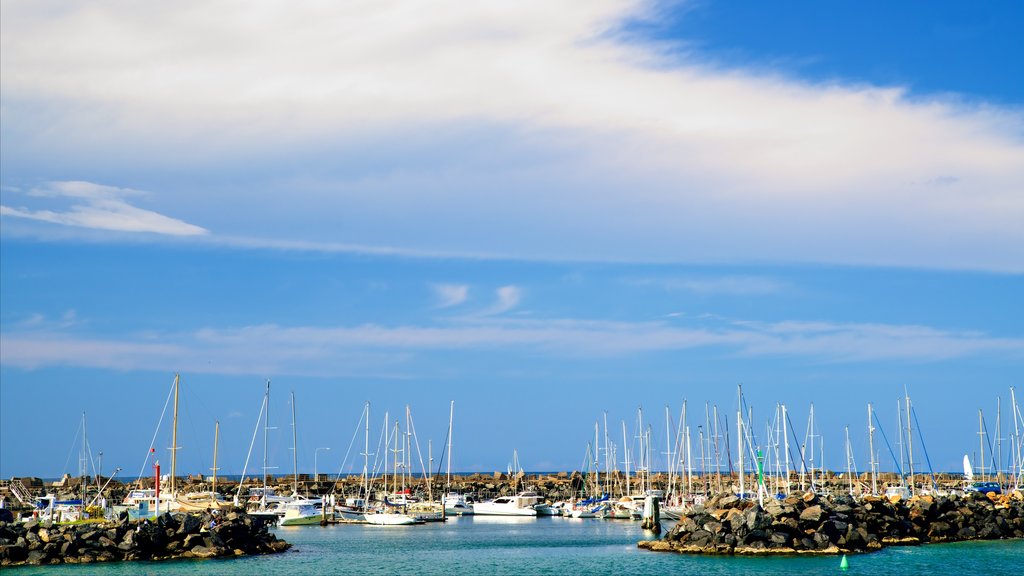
[1,0,1022,481]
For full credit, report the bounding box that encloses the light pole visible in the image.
[315,447,331,481]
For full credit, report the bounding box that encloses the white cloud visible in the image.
[3,315,1020,377]
[477,285,522,316]
[1,181,208,236]
[624,276,786,295]
[2,1,1022,270]
[433,283,469,308]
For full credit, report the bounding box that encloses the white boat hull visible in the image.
[472,504,537,516]
[365,512,418,525]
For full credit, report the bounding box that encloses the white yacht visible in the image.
[472,492,539,516]
[443,492,475,516]
[278,499,325,526]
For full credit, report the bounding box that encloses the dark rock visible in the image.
[26,550,46,565]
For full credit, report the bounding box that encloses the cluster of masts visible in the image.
[572,385,1023,505]
[62,378,1024,507]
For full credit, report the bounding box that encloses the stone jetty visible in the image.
[639,490,1024,555]
[0,509,290,567]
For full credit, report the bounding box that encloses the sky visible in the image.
[1,0,1022,482]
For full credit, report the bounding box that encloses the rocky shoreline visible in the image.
[0,509,290,567]
[639,490,1024,556]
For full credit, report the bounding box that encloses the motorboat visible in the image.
[444,492,475,516]
[278,500,325,526]
[472,492,539,516]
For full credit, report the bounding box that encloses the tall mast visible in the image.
[682,401,690,493]
[1011,387,1021,489]
[713,404,722,493]
[698,425,706,492]
[685,424,693,495]
[781,404,790,495]
[171,373,179,496]
[637,407,645,492]
[896,399,905,486]
[262,380,271,497]
[81,412,88,503]
[212,420,220,494]
[604,411,610,496]
[664,405,672,495]
[363,402,370,500]
[905,389,915,495]
[845,426,853,496]
[738,385,744,497]
[996,396,1003,485]
[808,402,816,491]
[622,420,630,495]
[447,400,454,492]
[979,409,986,482]
[291,391,298,496]
[868,403,877,495]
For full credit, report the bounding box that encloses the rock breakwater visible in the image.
[639,490,1024,555]
[0,509,290,567]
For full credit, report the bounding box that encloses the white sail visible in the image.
[963,454,974,482]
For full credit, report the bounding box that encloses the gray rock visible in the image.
[799,505,824,523]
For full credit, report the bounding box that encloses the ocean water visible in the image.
[10,516,1023,575]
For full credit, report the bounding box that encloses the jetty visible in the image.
[639,489,1024,555]
[0,509,289,567]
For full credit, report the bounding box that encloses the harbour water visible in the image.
[8,516,1022,575]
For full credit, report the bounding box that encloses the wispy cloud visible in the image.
[477,285,522,316]
[0,181,207,236]
[432,283,469,308]
[3,315,1020,377]
[624,275,787,295]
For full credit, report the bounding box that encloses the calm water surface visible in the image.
[11,516,1023,575]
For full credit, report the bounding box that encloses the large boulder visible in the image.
[799,505,824,524]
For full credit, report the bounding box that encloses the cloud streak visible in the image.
[3,315,1020,377]
[1,181,207,236]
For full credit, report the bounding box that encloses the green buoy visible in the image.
[839,554,849,571]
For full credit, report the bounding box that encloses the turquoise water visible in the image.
[10,517,1023,575]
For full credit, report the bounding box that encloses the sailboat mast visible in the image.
[263,380,270,495]
[997,396,1003,485]
[713,404,722,493]
[782,403,790,495]
[604,411,610,496]
[845,426,853,496]
[896,399,905,486]
[979,409,986,482]
[171,373,179,496]
[868,403,877,495]
[1011,387,1021,489]
[363,402,370,500]
[81,412,88,503]
[212,420,220,494]
[291,391,298,496]
[618,420,626,496]
[738,384,744,498]
[637,407,645,492]
[905,390,915,495]
[447,400,454,492]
